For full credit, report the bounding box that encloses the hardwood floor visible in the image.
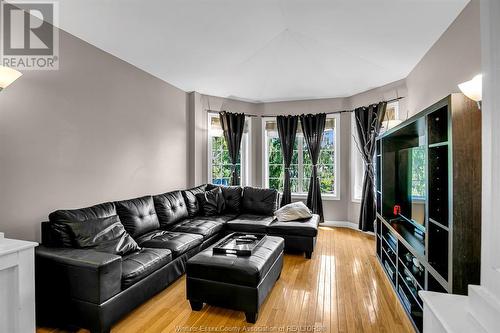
[37,227,414,333]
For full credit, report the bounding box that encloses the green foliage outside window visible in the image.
[211,136,240,186]
[267,124,336,195]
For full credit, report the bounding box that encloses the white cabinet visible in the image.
[0,236,38,333]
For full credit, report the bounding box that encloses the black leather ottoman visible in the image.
[186,234,284,323]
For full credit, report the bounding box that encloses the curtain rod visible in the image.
[205,96,404,118]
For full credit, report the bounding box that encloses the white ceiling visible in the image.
[54,0,469,102]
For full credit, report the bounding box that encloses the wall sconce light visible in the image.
[0,65,22,92]
[458,74,482,109]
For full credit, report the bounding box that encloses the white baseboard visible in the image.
[321,220,375,236]
[322,220,358,229]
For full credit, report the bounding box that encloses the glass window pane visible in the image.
[290,164,299,178]
[322,129,335,149]
[269,151,282,164]
[302,179,310,193]
[269,178,282,191]
[319,150,333,165]
[290,178,299,193]
[320,164,334,177]
[209,118,242,185]
[320,176,335,193]
[304,165,312,179]
[291,150,299,164]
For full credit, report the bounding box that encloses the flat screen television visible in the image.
[397,146,426,232]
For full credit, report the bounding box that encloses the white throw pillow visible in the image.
[274,201,312,222]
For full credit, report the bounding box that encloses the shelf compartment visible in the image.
[399,267,424,308]
[382,251,397,287]
[428,145,449,226]
[389,220,425,258]
[397,275,424,332]
[398,245,425,289]
[427,106,448,144]
[428,222,449,281]
[382,238,397,267]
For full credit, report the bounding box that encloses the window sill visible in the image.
[291,193,340,201]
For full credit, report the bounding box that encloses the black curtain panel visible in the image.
[277,115,298,207]
[300,113,326,222]
[219,111,246,186]
[354,102,387,232]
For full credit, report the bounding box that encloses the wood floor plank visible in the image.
[37,227,414,333]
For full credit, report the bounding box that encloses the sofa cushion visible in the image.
[181,185,207,217]
[226,214,276,233]
[135,230,203,258]
[267,214,320,237]
[153,190,188,228]
[169,219,224,239]
[241,187,278,216]
[121,248,172,289]
[115,196,160,238]
[200,187,225,216]
[220,186,243,213]
[196,214,237,224]
[49,202,117,247]
[187,235,284,287]
[65,215,139,256]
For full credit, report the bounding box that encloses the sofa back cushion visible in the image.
[115,196,159,238]
[181,184,207,217]
[153,190,188,228]
[206,184,243,214]
[65,215,139,256]
[220,186,243,213]
[49,202,117,247]
[241,187,279,216]
[199,186,226,216]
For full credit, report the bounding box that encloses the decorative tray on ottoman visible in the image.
[213,233,267,256]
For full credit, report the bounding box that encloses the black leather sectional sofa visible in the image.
[35,185,319,333]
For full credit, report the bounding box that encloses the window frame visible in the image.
[262,114,340,201]
[207,113,250,186]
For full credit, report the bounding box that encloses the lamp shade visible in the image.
[0,66,22,89]
[458,74,482,102]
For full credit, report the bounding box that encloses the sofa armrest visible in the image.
[36,246,122,304]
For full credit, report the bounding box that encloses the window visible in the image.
[351,112,365,202]
[263,115,339,199]
[380,101,400,134]
[208,114,250,186]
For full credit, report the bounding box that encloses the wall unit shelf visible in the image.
[374,94,481,332]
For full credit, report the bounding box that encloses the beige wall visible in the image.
[0,28,189,241]
[406,0,481,116]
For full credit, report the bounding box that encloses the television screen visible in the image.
[409,146,426,228]
[397,146,426,231]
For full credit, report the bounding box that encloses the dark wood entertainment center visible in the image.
[374,93,481,332]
